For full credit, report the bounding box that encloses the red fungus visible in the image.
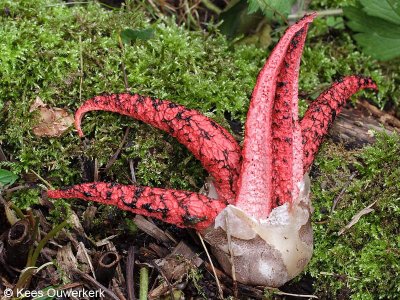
[47,183,224,229]
[47,14,378,287]
[235,14,315,219]
[74,94,241,204]
[301,75,378,171]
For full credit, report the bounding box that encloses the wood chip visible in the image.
[134,215,176,244]
[154,241,203,282]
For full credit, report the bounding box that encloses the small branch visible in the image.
[200,0,221,14]
[4,184,30,193]
[197,232,223,299]
[46,1,91,7]
[73,268,120,300]
[331,172,356,213]
[79,35,83,102]
[29,169,53,189]
[126,246,136,300]
[266,287,319,299]
[118,37,130,92]
[225,215,238,298]
[288,9,343,20]
[104,128,130,173]
[0,146,7,161]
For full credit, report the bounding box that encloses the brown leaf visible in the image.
[338,200,377,235]
[30,97,74,137]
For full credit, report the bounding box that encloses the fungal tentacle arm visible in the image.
[47,182,225,230]
[234,14,315,219]
[75,94,241,203]
[47,13,379,288]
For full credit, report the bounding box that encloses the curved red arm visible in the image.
[47,183,225,230]
[301,75,377,171]
[235,14,316,219]
[74,93,241,204]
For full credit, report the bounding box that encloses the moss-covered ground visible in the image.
[0,0,399,299]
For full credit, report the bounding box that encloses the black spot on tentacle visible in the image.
[277,81,286,87]
[134,186,145,199]
[175,111,183,119]
[182,213,206,226]
[142,203,154,212]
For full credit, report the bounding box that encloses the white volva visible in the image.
[202,175,313,287]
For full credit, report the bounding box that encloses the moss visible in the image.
[0,0,265,197]
[307,132,400,299]
[303,1,400,113]
[0,1,398,298]
[301,27,399,112]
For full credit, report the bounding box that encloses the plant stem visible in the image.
[30,219,68,267]
[288,9,343,20]
[139,266,149,300]
[201,0,221,14]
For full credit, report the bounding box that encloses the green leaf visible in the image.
[360,0,400,25]
[220,0,264,39]
[247,0,296,18]
[120,28,154,45]
[0,169,18,188]
[344,3,400,61]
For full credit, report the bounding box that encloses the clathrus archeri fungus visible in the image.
[48,14,377,287]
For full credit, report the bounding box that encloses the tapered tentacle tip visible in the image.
[354,75,378,91]
[74,113,85,137]
[299,12,317,22]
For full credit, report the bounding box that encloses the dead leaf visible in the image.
[338,200,377,235]
[30,97,74,137]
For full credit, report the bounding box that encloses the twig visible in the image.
[0,194,25,220]
[149,261,175,300]
[331,173,356,213]
[266,287,319,299]
[73,268,120,300]
[79,35,83,102]
[104,128,130,173]
[197,232,223,299]
[126,246,136,300]
[200,0,221,14]
[112,279,128,300]
[4,184,30,193]
[79,241,96,279]
[0,146,7,161]
[29,169,53,189]
[288,9,343,20]
[225,215,238,298]
[118,37,130,91]
[94,158,99,182]
[46,1,92,6]
[139,266,149,300]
